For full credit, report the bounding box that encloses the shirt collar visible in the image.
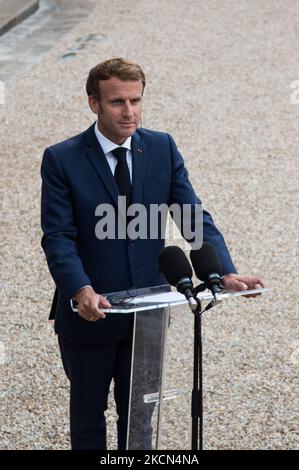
[94,122,131,155]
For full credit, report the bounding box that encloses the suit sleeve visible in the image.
[167,133,237,275]
[41,147,91,298]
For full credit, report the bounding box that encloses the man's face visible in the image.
[89,77,143,145]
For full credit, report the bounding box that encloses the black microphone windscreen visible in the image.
[158,246,193,286]
[190,242,222,281]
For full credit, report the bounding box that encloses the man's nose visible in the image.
[122,101,134,118]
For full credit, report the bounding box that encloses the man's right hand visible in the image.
[74,287,111,322]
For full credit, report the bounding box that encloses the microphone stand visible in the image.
[191,285,205,451]
[190,282,221,451]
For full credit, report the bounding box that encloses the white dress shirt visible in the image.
[94,122,132,181]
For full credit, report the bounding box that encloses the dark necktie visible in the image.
[112,147,132,206]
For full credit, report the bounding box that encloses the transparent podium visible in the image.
[102,284,266,450]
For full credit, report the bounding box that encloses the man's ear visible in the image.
[88,95,100,115]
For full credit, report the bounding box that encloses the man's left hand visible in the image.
[221,273,267,298]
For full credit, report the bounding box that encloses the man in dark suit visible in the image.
[41,58,265,450]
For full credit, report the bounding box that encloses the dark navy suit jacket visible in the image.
[41,124,237,343]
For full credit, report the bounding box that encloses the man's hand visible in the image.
[221,273,267,298]
[74,287,111,321]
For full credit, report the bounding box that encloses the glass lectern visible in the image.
[101,284,266,450]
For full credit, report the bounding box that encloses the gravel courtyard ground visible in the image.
[0,0,298,450]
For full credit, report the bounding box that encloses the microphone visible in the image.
[190,242,223,298]
[158,246,198,311]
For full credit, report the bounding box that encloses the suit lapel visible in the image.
[84,124,119,206]
[131,131,146,205]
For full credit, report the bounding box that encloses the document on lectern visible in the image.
[99,286,267,314]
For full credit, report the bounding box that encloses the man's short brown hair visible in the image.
[86,58,146,99]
